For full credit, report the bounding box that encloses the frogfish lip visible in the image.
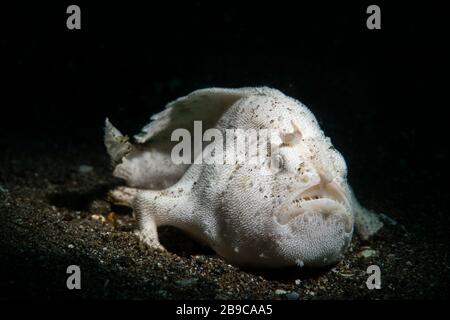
[274,181,352,231]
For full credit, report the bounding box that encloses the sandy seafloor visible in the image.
[0,138,447,300]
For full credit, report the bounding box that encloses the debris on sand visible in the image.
[286,291,300,300]
[78,165,94,174]
[106,212,117,224]
[274,289,287,295]
[91,214,106,223]
[380,213,398,226]
[359,248,377,258]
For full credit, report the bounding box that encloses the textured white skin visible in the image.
[105,87,383,268]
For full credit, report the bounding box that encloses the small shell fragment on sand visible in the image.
[78,165,94,174]
[359,248,377,258]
